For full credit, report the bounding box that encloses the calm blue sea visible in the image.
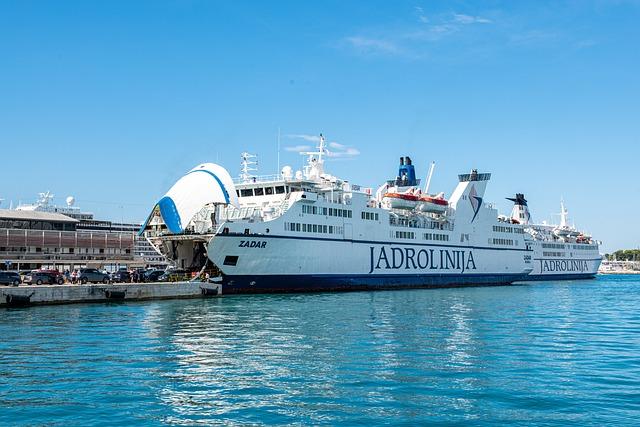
[1,275,639,426]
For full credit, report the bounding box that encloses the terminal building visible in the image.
[0,192,166,272]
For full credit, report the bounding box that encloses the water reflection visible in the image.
[2,278,640,425]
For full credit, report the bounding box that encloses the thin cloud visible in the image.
[285,133,360,159]
[283,144,312,152]
[341,9,495,58]
[452,13,492,25]
[415,6,429,23]
[326,147,360,158]
[284,133,321,143]
[328,142,346,149]
[344,36,400,55]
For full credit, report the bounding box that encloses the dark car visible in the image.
[78,268,110,284]
[0,271,21,286]
[158,269,190,282]
[110,271,131,283]
[23,271,64,285]
[143,269,165,282]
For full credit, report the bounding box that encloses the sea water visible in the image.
[1,275,639,426]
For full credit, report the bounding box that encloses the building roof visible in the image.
[0,209,79,223]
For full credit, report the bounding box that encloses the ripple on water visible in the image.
[1,276,640,425]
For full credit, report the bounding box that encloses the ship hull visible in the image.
[527,257,602,281]
[220,272,529,294]
[208,233,533,294]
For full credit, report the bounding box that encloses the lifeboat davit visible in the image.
[383,192,419,210]
[416,194,448,213]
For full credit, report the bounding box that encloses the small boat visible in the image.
[382,191,419,210]
[416,193,448,213]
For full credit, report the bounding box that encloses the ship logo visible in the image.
[469,185,482,223]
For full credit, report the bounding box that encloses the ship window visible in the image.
[338,210,343,217]
[375,213,379,221]
[313,224,318,232]
[296,223,300,231]
[323,207,327,215]
[240,189,253,197]
[236,190,240,197]
[312,206,317,214]
[302,224,307,232]
[323,225,327,233]
[223,255,239,266]
[254,188,264,196]
[275,186,285,194]
[265,187,274,195]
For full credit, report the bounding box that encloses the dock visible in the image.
[0,281,222,307]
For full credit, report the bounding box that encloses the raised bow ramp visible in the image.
[141,163,239,234]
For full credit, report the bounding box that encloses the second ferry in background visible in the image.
[141,134,600,293]
[505,194,601,279]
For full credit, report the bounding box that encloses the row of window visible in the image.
[0,246,130,254]
[301,205,353,218]
[492,238,516,246]
[361,211,379,221]
[237,185,287,197]
[284,222,343,235]
[493,225,525,234]
[572,245,596,250]
[542,243,566,249]
[394,231,415,239]
[423,233,449,242]
[543,251,565,257]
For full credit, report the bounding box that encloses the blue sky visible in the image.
[1,0,638,252]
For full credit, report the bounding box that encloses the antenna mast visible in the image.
[240,152,258,183]
[424,161,435,194]
[277,127,281,174]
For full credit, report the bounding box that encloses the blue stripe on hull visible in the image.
[523,273,598,281]
[221,273,529,294]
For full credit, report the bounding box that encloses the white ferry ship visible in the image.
[142,136,535,293]
[504,194,601,280]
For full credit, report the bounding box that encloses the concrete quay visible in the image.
[0,281,221,307]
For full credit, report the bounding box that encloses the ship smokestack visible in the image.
[507,193,531,225]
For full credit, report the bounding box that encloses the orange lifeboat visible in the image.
[383,191,419,210]
[416,194,448,213]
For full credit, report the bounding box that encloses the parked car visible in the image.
[18,269,33,280]
[143,269,165,282]
[110,270,131,283]
[158,269,190,282]
[23,271,64,285]
[0,271,21,286]
[78,268,110,284]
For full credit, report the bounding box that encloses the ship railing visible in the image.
[219,206,264,222]
[389,217,453,231]
[233,174,283,184]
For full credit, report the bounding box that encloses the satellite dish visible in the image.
[66,196,75,207]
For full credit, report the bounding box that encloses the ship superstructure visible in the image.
[504,194,601,279]
[143,135,536,293]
